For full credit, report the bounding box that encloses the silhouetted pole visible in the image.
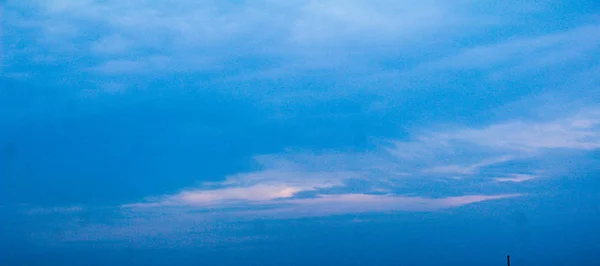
[507,255,511,266]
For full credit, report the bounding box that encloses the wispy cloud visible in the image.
[494,174,537,183]
[233,193,522,219]
[439,110,600,151]
[424,156,515,175]
[55,193,520,245]
[123,168,359,208]
[3,0,545,80]
[427,24,600,72]
[125,184,315,208]
[124,109,599,215]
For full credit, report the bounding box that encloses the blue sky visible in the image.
[1,0,600,265]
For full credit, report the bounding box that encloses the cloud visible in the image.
[53,193,520,245]
[424,156,515,175]
[439,110,600,151]
[124,169,358,208]
[125,184,309,208]
[5,0,593,105]
[427,24,600,72]
[124,109,599,215]
[288,0,473,44]
[25,106,599,245]
[178,185,301,203]
[4,0,599,247]
[3,0,545,80]
[387,110,600,176]
[494,174,537,183]
[236,193,522,219]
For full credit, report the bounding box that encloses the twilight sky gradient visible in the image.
[1,1,600,265]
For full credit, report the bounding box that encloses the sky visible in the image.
[1,0,600,265]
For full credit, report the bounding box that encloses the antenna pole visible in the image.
[507,255,511,266]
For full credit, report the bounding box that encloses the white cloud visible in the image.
[60,193,519,245]
[238,193,522,219]
[124,169,358,208]
[424,156,515,175]
[428,24,600,71]
[124,109,599,214]
[440,111,600,151]
[387,111,600,174]
[494,174,537,183]
[126,184,309,208]
[4,0,543,77]
[58,193,519,245]
[40,108,599,243]
[407,23,600,84]
[289,0,466,44]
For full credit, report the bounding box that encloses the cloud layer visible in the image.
[3,0,600,249]
[124,109,599,215]
[51,109,600,245]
